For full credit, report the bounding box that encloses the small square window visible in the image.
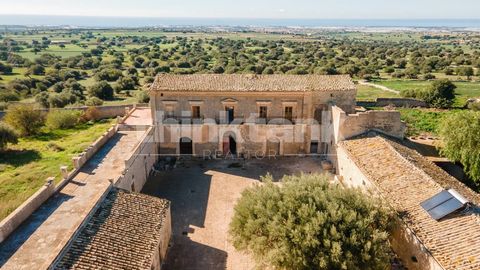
[192,106,201,118]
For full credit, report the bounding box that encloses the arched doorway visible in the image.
[179,137,193,155]
[222,133,237,155]
[266,137,280,156]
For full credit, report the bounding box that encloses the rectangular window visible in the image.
[284,106,293,122]
[192,106,201,118]
[259,106,267,119]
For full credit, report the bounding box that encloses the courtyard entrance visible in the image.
[222,134,237,155]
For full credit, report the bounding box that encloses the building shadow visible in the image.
[0,149,41,167]
[162,238,227,270]
[79,132,125,172]
[142,160,213,229]
[0,193,74,267]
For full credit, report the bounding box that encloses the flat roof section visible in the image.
[0,130,148,270]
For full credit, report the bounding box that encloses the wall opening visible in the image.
[179,137,193,155]
[310,141,319,154]
[223,134,237,155]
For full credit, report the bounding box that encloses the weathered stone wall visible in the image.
[150,206,171,270]
[390,222,444,270]
[153,92,306,123]
[151,90,356,124]
[357,98,427,108]
[116,127,158,192]
[336,144,444,270]
[331,106,406,144]
[157,123,319,157]
[0,178,55,243]
[0,104,149,121]
[335,145,373,190]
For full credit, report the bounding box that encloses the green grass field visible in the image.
[0,120,114,220]
[374,80,480,106]
[356,84,400,100]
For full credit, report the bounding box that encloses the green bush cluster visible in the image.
[401,79,456,108]
[0,122,18,150]
[4,104,45,136]
[45,110,82,129]
[439,111,480,184]
[229,173,393,270]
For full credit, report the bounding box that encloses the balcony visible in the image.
[160,115,299,125]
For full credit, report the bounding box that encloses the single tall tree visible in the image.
[439,111,480,183]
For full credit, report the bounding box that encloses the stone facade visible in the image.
[150,74,358,157]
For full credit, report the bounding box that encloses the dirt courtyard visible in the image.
[141,157,327,270]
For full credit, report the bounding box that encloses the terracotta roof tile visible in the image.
[53,188,170,270]
[150,74,356,92]
[340,135,480,270]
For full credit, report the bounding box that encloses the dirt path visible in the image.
[358,80,400,94]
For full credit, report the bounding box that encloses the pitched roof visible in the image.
[339,134,480,270]
[150,74,355,92]
[53,188,170,270]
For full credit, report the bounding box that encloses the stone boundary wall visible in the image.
[0,103,149,120]
[72,125,118,170]
[357,98,427,108]
[0,178,56,243]
[116,127,157,192]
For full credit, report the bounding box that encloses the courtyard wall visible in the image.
[116,127,158,192]
[336,144,444,270]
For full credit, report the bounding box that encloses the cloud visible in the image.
[278,9,286,13]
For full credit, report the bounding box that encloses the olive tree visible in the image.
[0,122,18,150]
[4,104,45,136]
[439,111,480,183]
[229,173,394,270]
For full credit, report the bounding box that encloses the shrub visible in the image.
[115,76,137,91]
[0,91,20,102]
[4,104,45,136]
[81,106,101,122]
[94,68,122,81]
[46,110,82,129]
[27,64,45,75]
[88,81,114,100]
[230,173,393,270]
[136,90,150,103]
[467,101,480,111]
[0,122,18,150]
[85,97,104,106]
[401,80,456,108]
[420,79,456,108]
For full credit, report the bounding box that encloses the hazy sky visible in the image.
[0,0,479,19]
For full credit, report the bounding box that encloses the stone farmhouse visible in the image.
[149,74,404,158]
[0,74,479,270]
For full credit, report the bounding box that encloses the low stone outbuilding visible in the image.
[337,133,480,270]
[52,188,171,270]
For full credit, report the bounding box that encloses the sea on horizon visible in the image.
[0,15,479,29]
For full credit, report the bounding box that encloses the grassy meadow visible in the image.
[0,120,114,220]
